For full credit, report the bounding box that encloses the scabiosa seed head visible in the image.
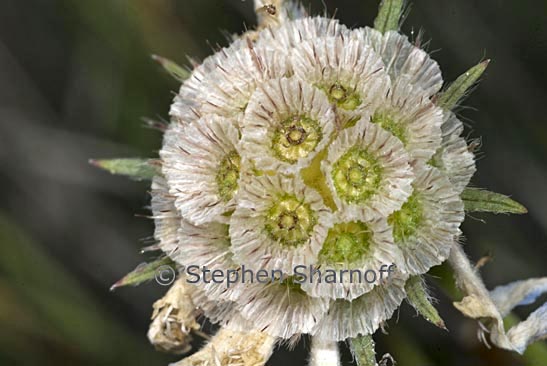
[156,8,466,346]
[101,1,544,363]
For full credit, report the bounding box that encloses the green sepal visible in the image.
[437,59,490,110]
[151,54,190,81]
[350,335,377,366]
[374,0,404,33]
[461,188,527,214]
[405,275,446,329]
[89,158,158,181]
[110,257,175,291]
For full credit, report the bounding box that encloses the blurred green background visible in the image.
[0,0,546,365]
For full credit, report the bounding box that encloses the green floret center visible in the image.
[332,146,383,204]
[216,150,241,202]
[319,221,373,265]
[324,82,362,110]
[428,150,443,169]
[272,115,322,164]
[281,276,306,294]
[265,195,317,247]
[371,112,407,144]
[388,193,424,243]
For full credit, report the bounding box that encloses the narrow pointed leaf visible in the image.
[437,59,490,110]
[374,0,404,33]
[110,257,175,291]
[151,54,190,81]
[461,188,527,214]
[89,158,158,181]
[350,335,377,366]
[405,275,446,329]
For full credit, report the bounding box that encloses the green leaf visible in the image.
[151,54,190,81]
[461,188,528,214]
[437,59,490,110]
[89,158,158,180]
[405,275,446,329]
[374,0,404,33]
[110,257,176,290]
[350,335,377,366]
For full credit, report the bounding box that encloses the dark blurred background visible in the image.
[0,0,546,365]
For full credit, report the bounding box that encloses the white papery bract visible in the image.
[311,274,407,341]
[161,114,241,225]
[431,112,477,194]
[151,9,477,347]
[236,280,330,339]
[171,40,287,123]
[323,119,414,219]
[199,45,288,118]
[169,38,246,125]
[370,76,444,162]
[150,176,181,256]
[290,35,390,126]
[240,77,336,173]
[388,164,465,275]
[175,220,245,301]
[356,27,443,97]
[257,17,348,53]
[230,174,332,274]
[190,288,254,332]
[300,215,403,300]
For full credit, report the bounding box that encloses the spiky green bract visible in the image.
[151,55,190,81]
[89,158,157,180]
[374,0,404,34]
[110,257,175,291]
[437,59,490,110]
[405,275,446,329]
[461,188,527,214]
[350,335,377,366]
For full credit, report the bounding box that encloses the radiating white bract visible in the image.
[240,77,336,173]
[370,75,444,161]
[389,163,465,275]
[160,114,241,225]
[169,38,246,125]
[150,176,180,257]
[236,280,331,339]
[230,174,332,274]
[323,119,414,219]
[300,215,404,300]
[356,27,443,97]
[311,274,407,341]
[199,44,288,118]
[256,17,349,53]
[175,220,245,301]
[431,112,477,194]
[291,35,390,126]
